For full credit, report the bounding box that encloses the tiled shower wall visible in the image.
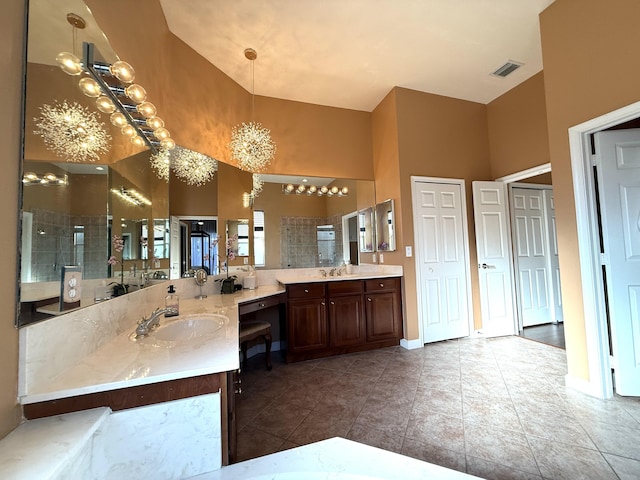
[30,209,108,282]
[280,215,343,269]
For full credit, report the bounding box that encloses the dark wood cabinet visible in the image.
[285,276,402,362]
[365,278,402,342]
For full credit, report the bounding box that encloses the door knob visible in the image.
[479,263,496,269]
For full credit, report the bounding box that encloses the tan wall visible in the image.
[392,88,492,339]
[539,0,640,381]
[0,0,26,438]
[487,72,551,178]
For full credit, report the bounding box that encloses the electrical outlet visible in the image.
[372,252,377,263]
[405,246,412,257]
[244,257,248,264]
[379,253,384,263]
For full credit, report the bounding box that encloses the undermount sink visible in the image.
[132,313,227,343]
[155,314,226,341]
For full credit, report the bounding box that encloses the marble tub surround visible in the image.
[191,437,480,479]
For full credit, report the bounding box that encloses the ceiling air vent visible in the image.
[491,60,523,78]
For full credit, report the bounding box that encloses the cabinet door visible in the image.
[365,291,400,342]
[287,298,328,353]
[329,294,365,347]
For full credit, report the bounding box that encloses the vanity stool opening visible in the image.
[239,320,272,371]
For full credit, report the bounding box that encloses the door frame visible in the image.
[568,100,640,398]
[410,176,474,345]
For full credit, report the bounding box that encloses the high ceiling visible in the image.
[159,0,555,112]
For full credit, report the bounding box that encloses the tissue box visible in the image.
[243,276,256,289]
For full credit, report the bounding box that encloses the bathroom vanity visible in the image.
[278,271,403,362]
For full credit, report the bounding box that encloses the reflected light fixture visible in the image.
[36,13,111,162]
[229,48,276,173]
[22,172,68,186]
[150,148,171,181]
[110,186,151,206]
[34,100,111,162]
[282,183,349,197]
[172,147,218,186]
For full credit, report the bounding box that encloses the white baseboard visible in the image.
[564,373,610,399]
[400,338,422,350]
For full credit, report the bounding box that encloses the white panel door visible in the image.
[544,189,564,322]
[413,181,470,343]
[511,187,552,327]
[472,181,516,337]
[594,128,640,396]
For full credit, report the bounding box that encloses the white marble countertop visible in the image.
[276,271,402,285]
[191,437,480,479]
[20,285,285,405]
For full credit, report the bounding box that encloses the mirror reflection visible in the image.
[375,199,396,252]
[358,207,375,253]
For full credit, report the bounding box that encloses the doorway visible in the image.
[568,101,640,398]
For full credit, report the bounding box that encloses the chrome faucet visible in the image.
[329,268,337,276]
[135,307,178,337]
[319,269,327,277]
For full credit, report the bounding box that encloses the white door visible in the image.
[594,128,640,396]
[169,216,181,279]
[412,179,471,343]
[472,181,516,337]
[510,187,552,327]
[544,189,564,323]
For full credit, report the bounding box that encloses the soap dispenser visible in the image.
[165,284,179,317]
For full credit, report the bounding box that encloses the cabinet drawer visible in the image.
[365,277,400,292]
[287,282,326,299]
[238,295,281,316]
[327,280,363,296]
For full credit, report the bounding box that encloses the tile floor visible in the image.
[235,336,640,479]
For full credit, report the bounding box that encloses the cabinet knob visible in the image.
[258,302,265,308]
[367,297,372,302]
[235,387,242,395]
[321,301,325,306]
[304,289,309,293]
[379,283,384,288]
[330,301,335,305]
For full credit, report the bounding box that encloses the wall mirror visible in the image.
[375,199,396,252]
[255,176,375,269]
[358,206,375,253]
[18,0,170,326]
[226,219,250,258]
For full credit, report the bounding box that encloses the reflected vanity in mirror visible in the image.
[375,199,396,252]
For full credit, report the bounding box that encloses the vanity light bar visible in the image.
[110,187,152,207]
[282,184,349,196]
[22,172,68,186]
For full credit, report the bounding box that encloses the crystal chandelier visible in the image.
[150,148,171,181]
[172,147,218,186]
[229,48,276,173]
[34,100,111,162]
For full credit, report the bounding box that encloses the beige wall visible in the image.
[390,88,492,339]
[487,72,550,178]
[0,0,25,438]
[539,0,640,381]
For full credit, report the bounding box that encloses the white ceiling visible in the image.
[159,0,555,112]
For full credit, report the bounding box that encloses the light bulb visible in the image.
[130,135,145,147]
[56,52,83,75]
[285,184,294,193]
[154,127,170,140]
[320,186,329,195]
[95,96,116,114]
[160,138,175,150]
[124,84,146,104]
[78,77,102,97]
[341,187,349,195]
[121,124,137,138]
[297,184,306,194]
[110,60,135,83]
[308,185,317,194]
[110,112,128,127]
[136,101,156,118]
[146,116,164,130]
[331,186,339,194]
[23,172,37,182]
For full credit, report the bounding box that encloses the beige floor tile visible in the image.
[235,425,286,463]
[346,422,404,453]
[401,436,467,473]
[251,402,311,439]
[603,453,640,480]
[465,455,543,480]
[288,410,355,445]
[405,411,465,453]
[579,418,640,461]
